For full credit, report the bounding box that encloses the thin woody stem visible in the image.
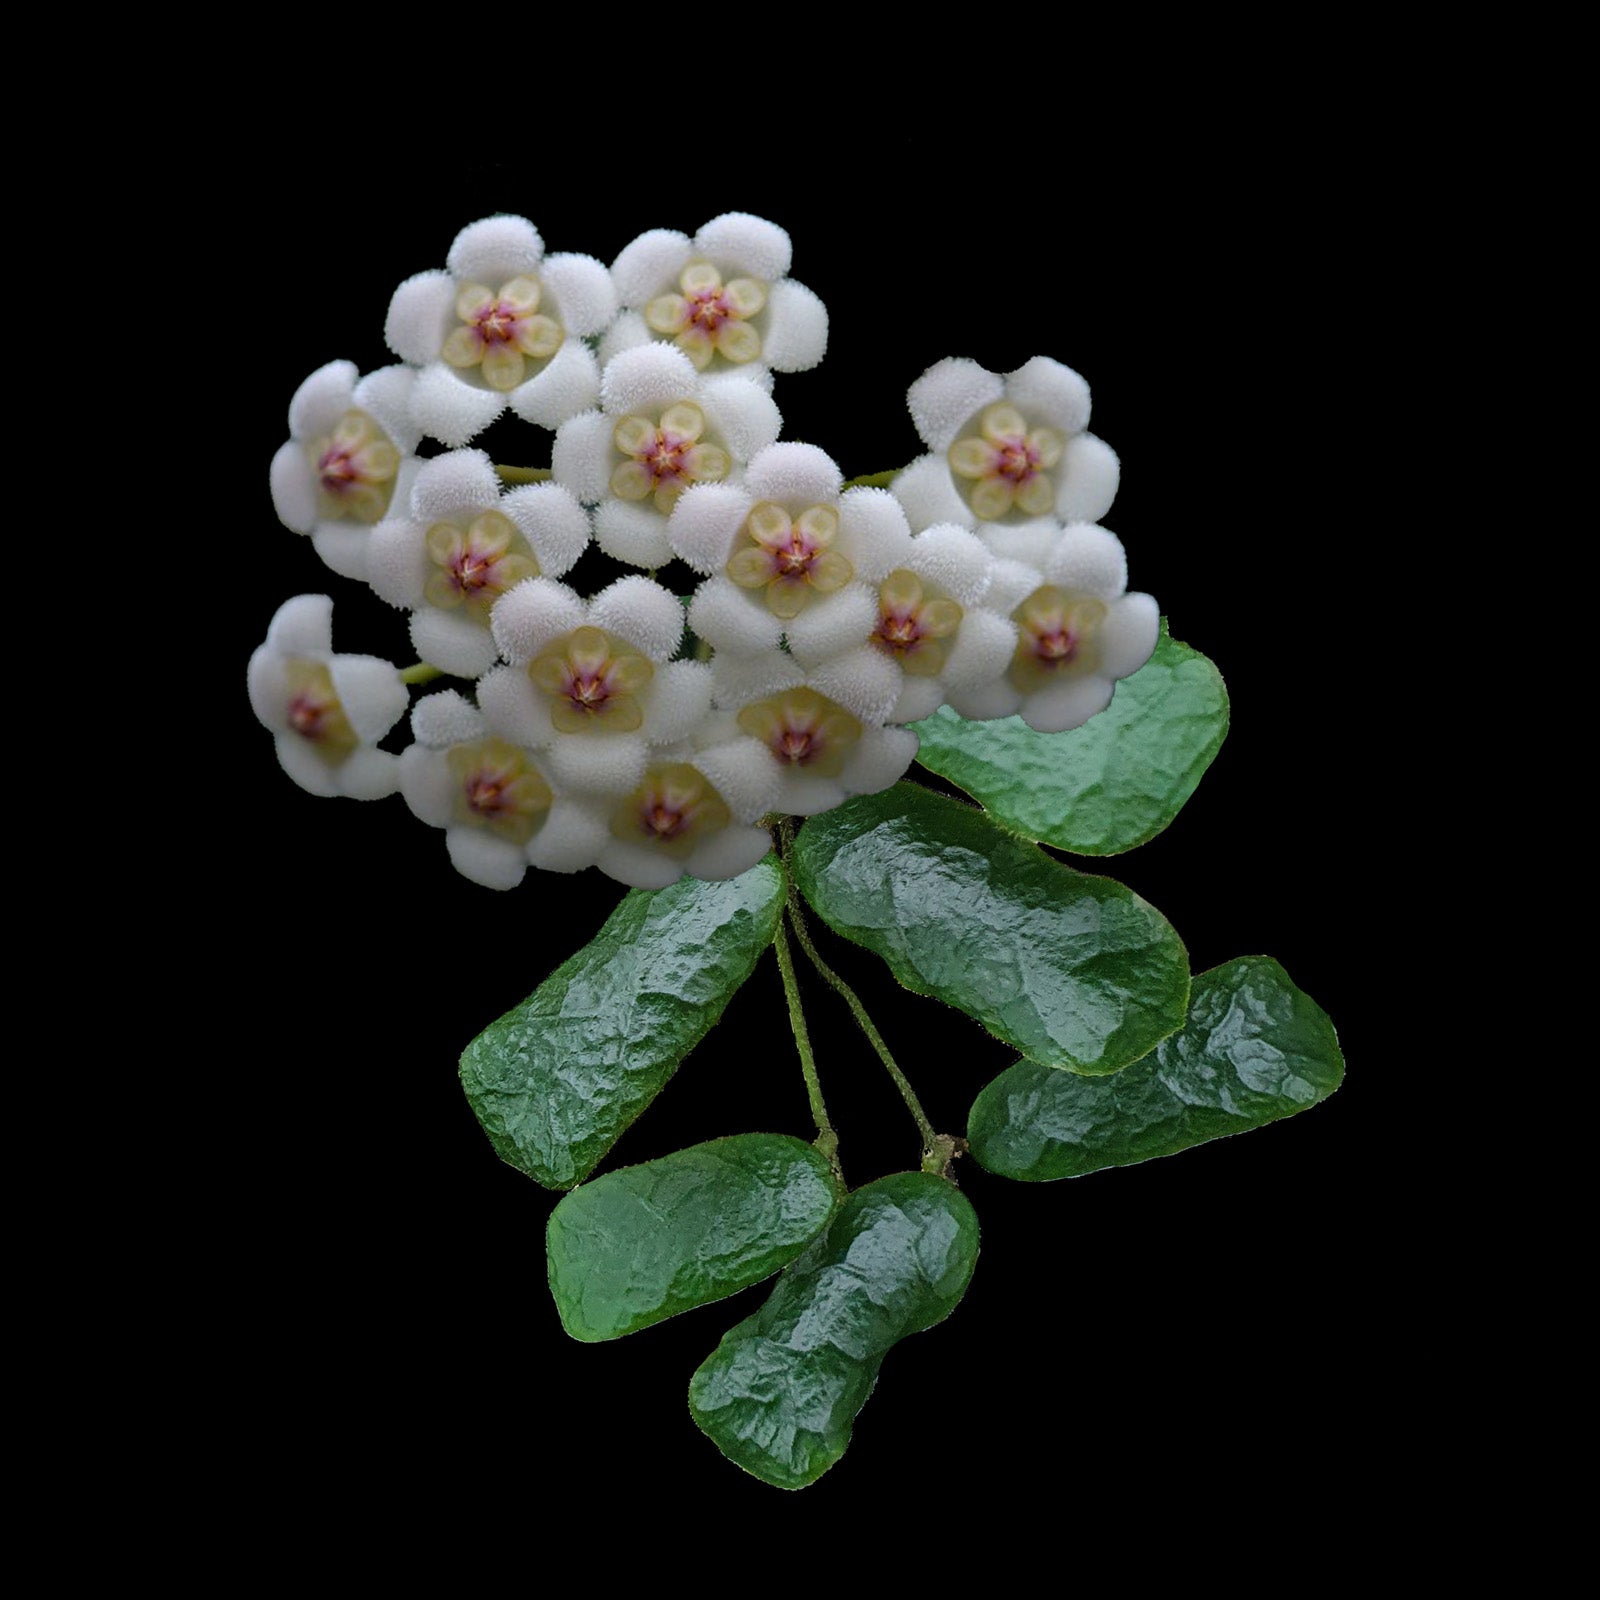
[772,918,840,1176]
[777,821,949,1172]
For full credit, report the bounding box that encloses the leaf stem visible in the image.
[778,821,955,1176]
[840,468,902,491]
[399,662,443,686]
[493,464,551,484]
[772,918,840,1177]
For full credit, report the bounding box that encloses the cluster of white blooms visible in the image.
[255,214,1160,890]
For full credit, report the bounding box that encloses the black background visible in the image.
[209,138,1381,1526]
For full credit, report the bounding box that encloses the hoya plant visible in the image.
[241,198,1345,1489]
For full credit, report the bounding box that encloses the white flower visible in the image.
[670,444,912,664]
[551,344,781,569]
[247,594,407,799]
[860,524,1020,725]
[384,216,618,446]
[477,573,715,799]
[705,651,919,816]
[399,689,565,891]
[367,450,590,681]
[943,523,1159,733]
[601,212,827,382]
[899,356,1121,530]
[268,361,422,582]
[590,749,777,891]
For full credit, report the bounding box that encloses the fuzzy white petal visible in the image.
[941,607,1019,691]
[761,279,828,373]
[986,557,1049,613]
[611,229,692,307]
[599,840,688,890]
[541,252,618,337]
[491,579,585,664]
[1099,593,1160,680]
[351,365,423,452]
[710,651,805,710]
[693,737,783,822]
[447,215,543,283]
[689,576,784,656]
[550,409,615,504]
[409,689,485,748]
[597,310,652,367]
[266,593,333,657]
[274,733,343,798]
[641,661,714,745]
[504,482,590,579]
[1045,524,1128,601]
[287,360,358,438]
[508,339,601,430]
[783,585,877,668]
[836,488,914,582]
[247,648,286,729]
[409,364,505,448]
[602,344,700,416]
[270,441,317,535]
[982,519,1061,571]
[907,359,1004,451]
[477,665,555,747]
[1021,676,1115,734]
[411,450,499,522]
[686,826,776,882]
[889,677,945,724]
[385,271,456,366]
[695,213,791,281]
[1006,356,1091,435]
[839,725,918,796]
[891,454,973,533]
[743,443,841,506]
[446,827,528,891]
[1055,433,1121,525]
[336,747,402,801]
[774,770,846,816]
[549,736,647,796]
[700,374,782,462]
[525,799,609,873]
[809,646,901,724]
[946,680,1023,721]
[593,500,673,569]
[311,525,371,583]
[909,523,991,605]
[399,744,459,828]
[589,575,684,661]
[366,518,427,608]
[667,482,753,574]
[328,654,408,742]
[409,609,499,679]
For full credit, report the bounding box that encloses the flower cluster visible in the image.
[255,214,1160,889]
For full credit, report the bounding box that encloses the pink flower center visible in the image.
[686,285,735,333]
[642,429,695,488]
[287,688,337,740]
[472,298,524,348]
[993,435,1044,486]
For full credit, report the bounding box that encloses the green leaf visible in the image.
[791,784,1189,1074]
[968,956,1343,1181]
[689,1171,979,1489]
[912,621,1229,855]
[459,858,786,1189]
[546,1134,840,1342]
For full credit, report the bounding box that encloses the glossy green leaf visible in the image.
[459,858,785,1189]
[912,622,1229,855]
[689,1171,979,1489]
[791,784,1189,1074]
[546,1134,839,1342]
[968,956,1343,1180]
